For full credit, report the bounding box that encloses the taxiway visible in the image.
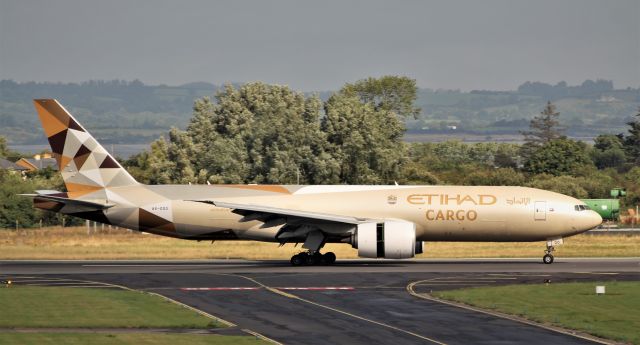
[2,258,638,345]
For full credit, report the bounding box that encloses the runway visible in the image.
[2,258,639,345]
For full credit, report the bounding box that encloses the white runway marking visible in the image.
[82,264,246,267]
[181,287,260,291]
[181,286,355,291]
[26,282,104,286]
[278,287,355,290]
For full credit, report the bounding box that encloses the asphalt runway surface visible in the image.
[2,258,639,345]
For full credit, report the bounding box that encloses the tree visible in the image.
[623,107,640,166]
[0,169,70,228]
[493,149,518,169]
[591,134,626,170]
[520,101,565,159]
[622,167,640,206]
[187,83,340,184]
[142,137,174,184]
[464,168,526,186]
[165,128,196,184]
[187,96,249,183]
[524,138,593,176]
[526,175,588,198]
[0,136,7,158]
[341,76,421,118]
[322,92,406,184]
[397,161,440,185]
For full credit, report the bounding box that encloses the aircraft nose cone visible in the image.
[586,211,603,229]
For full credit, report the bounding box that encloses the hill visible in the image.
[1,79,638,145]
[409,79,639,138]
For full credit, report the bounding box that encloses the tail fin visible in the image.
[33,99,138,198]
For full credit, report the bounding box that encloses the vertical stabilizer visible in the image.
[33,99,139,198]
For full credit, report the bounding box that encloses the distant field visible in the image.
[1,227,638,260]
[402,133,598,144]
[434,281,640,344]
[403,133,525,143]
[0,286,264,345]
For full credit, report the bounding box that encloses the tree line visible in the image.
[1,76,639,228]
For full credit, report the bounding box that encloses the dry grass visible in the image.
[0,226,638,260]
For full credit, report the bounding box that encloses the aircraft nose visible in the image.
[584,211,603,230]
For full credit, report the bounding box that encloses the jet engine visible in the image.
[351,220,422,259]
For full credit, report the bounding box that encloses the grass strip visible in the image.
[0,333,266,345]
[433,281,640,344]
[0,286,223,329]
[2,227,639,259]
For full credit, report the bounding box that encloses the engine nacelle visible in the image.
[351,220,420,259]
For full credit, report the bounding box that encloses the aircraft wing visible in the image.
[191,200,373,225]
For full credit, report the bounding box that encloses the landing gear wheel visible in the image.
[323,252,336,265]
[290,251,337,266]
[543,243,556,264]
[305,252,321,266]
[290,253,305,266]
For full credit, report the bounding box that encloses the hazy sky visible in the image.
[1,0,638,91]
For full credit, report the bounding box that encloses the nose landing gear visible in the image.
[290,251,336,266]
[543,244,555,264]
[542,238,563,264]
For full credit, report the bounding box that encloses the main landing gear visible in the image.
[290,251,336,266]
[543,243,555,264]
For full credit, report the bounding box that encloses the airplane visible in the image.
[24,99,603,266]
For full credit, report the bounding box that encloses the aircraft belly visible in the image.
[104,206,141,231]
[172,201,246,236]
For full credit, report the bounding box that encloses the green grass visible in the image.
[0,286,221,329]
[0,333,265,345]
[434,281,640,344]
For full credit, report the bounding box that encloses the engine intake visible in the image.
[352,221,420,259]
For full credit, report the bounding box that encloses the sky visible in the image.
[1,0,638,91]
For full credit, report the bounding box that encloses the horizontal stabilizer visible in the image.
[20,193,115,210]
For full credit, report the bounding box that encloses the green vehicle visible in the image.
[580,199,620,221]
[581,189,626,221]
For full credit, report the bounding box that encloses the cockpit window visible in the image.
[575,205,590,211]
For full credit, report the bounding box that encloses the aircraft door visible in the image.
[534,201,546,220]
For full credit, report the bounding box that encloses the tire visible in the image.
[323,252,336,265]
[290,254,304,266]
[305,253,319,266]
[543,254,554,264]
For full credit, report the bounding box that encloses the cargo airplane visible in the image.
[24,99,602,265]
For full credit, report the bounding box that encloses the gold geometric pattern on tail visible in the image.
[33,99,138,199]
